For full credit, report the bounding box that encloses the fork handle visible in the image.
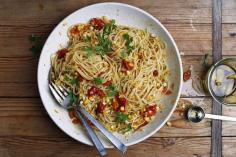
[76,110,107,156]
[77,106,127,153]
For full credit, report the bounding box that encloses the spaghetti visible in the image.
[50,17,171,134]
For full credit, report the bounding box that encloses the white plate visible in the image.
[37,2,182,147]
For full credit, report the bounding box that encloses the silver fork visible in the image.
[49,82,127,154]
[49,82,107,156]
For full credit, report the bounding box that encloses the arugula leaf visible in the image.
[94,77,104,85]
[68,91,78,104]
[123,123,132,133]
[116,112,128,122]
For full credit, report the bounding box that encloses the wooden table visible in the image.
[1,0,236,156]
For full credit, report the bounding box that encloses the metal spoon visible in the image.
[185,106,236,123]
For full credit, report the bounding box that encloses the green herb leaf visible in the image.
[107,84,116,91]
[123,33,134,55]
[202,54,210,68]
[120,49,128,58]
[103,19,117,35]
[106,84,117,97]
[71,78,79,85]
[29,34,46,56]
[123,123,132,133]
[94,77,104,85]
[116,112,128,122]
[68,91,78,104]
[84,36,91,42]
[107,90,117,97]
[95,33,113,54]
[83,46,93,57]
[64,75,70,81]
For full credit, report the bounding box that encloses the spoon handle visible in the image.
[205,113,236,122]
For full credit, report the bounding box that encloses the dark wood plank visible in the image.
[0,136,211,157]
[212,0,222,157]
[0,0,212,25]
[0,98,211,137]
[0,23,212,58]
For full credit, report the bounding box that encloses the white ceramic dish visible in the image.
[37,2,182,148]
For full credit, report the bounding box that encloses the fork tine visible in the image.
[57,85,69,96]
[49,84,63,104]
[51,82,66,100]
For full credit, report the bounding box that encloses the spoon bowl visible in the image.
[185,106,205,123]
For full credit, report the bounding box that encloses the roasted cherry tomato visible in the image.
[183,69,191,81]
[153,70,159,77]
[96,102,106,113]
[146,105,157,117]
[96,89,106,98]
[90,18,105,30]
[122,59,134,71]
[112,98,119,111]
[78,74,84,82]
[57,48,68,59]
[103,80,112,86]
[116,95,127,112]
[70,26,80,35]
[162,87,172,95]
[87,86,97,97]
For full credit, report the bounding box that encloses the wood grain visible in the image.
[222,0,236,23]
[1,0,236,157]
[0,0,212,58]
[222,24,236,55]
[223,137,236,157]
[0,23,212,58]
[222,105,236,136]
[212,0,222,157]
[0,0,212,25]
[0,56,211,97]
[0,98,211,137]
[0,136,211,157]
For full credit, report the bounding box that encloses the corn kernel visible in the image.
[102,16,109,23]
[163,82,167,87]
[120,106,125,112]
[166,121,172,127]
[84,99,90,105]
[89,97,94,101]
[144,116,150,122]
[110,125,115,130]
